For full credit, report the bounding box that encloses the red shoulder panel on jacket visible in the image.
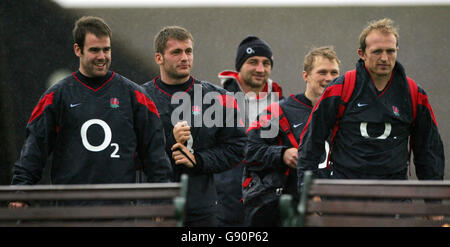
[216,94,240,110]
[418,92,438,127]
[135,90,160,118]
[28,91,55,124]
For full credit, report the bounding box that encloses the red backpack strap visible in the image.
[269,103,299,149]
[330,70,357,142]
[339,70,357,114]
[406,77,419,177]
[326,70,357,168]
[266,103,297,177]
[279,115,299,149]
[407,77,418,122]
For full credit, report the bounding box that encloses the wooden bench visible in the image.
[280,171,450,227]
[0,175,188,227]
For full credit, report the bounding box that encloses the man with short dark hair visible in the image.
[142,26,246,227]
[10,16,172,207]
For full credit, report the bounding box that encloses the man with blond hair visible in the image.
[244,46,340,226]
[297,18,444,188]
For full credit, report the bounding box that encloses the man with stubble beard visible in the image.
[142,26,246,227]
[215,36,283,226]
[10,16,172,207]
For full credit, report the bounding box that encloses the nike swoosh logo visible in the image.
[293,123,303,128]
[70,103,82,108]
[357,103,368,107]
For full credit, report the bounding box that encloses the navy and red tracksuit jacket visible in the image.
[298,59,445,190]
[244,93,329,206]
[215,71,283,226]
[12,71,172,188]
[142,76,247,223]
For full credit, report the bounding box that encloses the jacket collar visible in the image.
[356,59,408,84]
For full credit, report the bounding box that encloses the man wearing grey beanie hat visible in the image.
[215,35,282,227]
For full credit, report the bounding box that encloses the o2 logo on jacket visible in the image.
[80,119,120,158]
[360,122,392,140]
[318,141,330,169]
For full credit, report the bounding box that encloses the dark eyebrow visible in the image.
[88,46,111,51]
[171,48,182,53]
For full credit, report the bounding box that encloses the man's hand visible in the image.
[283,147,298,169]
[8,202,28,208]
[173,121,191,144]
[171,143,196,168]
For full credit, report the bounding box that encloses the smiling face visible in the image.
[303,56,340,100]
[156,38,193,84]
[238,56,272,93]
[74,32,111,78]
[358,30,398,79]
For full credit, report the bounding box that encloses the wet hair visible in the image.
[154,26,194,54]
[359,18,399,52]
[73,16,112,52]
[303,46,340,74]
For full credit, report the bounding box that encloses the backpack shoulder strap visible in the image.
[406,76,418,122]
[332,69,357,137]
[269,102,297,177]
[326,70,357,169]
[405,76,419,177]
[268,102,299,149]
[338,69,357,117]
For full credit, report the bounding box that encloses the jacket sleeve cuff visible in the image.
[192,152,204,172]
[280,146,290,167]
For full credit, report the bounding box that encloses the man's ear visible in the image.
[155,52,163,65]
[302,70,308,84]
[357,48,365,60]
[74,43,82,57]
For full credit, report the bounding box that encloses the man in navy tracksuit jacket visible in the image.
[215,36,283,226]
[244,47,341,226]
[143,26,246,227]
[298,19,444,190]
[10,16,172,207]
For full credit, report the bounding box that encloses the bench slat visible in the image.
[0,189,180,201]
[0,175,188,227]
[305,215,446,227]
[307,200,450,216]
[0,219,178,227]
[309,184,450,199]
[285,172,450,227]
[1,183,182,191]
[312,179,450,186]
[0,204,175,221]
